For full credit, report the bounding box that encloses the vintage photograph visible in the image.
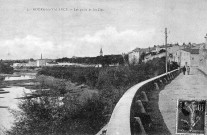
[1,0,207,135]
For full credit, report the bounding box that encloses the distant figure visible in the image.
[187,66,190,75]
[183,66,186,75]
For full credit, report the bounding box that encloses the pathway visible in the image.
[159,67,207,134]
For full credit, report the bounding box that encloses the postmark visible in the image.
[176,99,206,134]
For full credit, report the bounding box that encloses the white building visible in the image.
[37,59,53,67]
[13,63,27,68]
[46,61,58,66]
[26,60,37,67]
[199,34,207,71]
[191,50,200,67]
[167,45,180,54]
[173,50,181,65]
[166,45,181,63]
[144,51,166,63]
[13,63,21,67]
[128,48,141,65]
[180,48,199,67]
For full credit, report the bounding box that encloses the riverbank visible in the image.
[2,73,104,135]
[0,72,39,134]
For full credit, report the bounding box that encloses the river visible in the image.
[0,75,36,134]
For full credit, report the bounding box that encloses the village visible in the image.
[12,34,207,71]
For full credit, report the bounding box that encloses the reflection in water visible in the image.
[0,87,31,134]
[4,75,35,81]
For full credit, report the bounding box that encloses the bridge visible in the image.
[97,67,207,135]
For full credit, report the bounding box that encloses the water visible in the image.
[4,75,35,81]
[0,75,35,134]
[0,87,32,133]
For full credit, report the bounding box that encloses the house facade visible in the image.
[191,49,200,67]
[167,45,180,54]
[166,45,180,63]
[128,48,141,65]
[144,52,165,63]
[199,35,207,71]
[180,48,199,67]
[180,49,190,66]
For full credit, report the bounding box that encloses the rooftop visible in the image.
[182,48,199,54]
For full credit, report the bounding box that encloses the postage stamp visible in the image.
[176,99,206,134]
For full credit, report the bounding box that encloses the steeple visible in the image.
[100,48,103,56]
[41,53,42,59]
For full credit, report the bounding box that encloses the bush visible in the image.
[36,75,66,94]
[7,96,67,135]
[7,91,106,135]
[0,63,14,74]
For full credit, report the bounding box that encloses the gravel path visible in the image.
[159,67,207,134]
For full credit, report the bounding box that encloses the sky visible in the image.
[1,0,207,59]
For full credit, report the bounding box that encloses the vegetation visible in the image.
[7,57,179,135]
[0,62,14,74]
[56,55,128,67]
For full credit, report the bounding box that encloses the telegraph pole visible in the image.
[165,28,168,73]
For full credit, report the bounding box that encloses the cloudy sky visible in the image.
[1,0,207,59]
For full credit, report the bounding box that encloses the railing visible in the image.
[97,68,180,135]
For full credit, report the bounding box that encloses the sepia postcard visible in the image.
[1,0,207,135]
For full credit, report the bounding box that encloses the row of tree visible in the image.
[56,55,128,66]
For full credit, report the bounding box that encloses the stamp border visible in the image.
[175,99,206,135]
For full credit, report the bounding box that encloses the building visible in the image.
[167,45,180,54]
[190,49,200,67]
[199,34,207,71]
[37,59,53,67]
[173,50,181,65]
[192,43,205,49]
[128,48,141,65]
[13,63,20,67]
[13,63,27,68]
[26,60,37,67]
[165,45,180,63]
[35,53,53,67]
[144,49,166,63]
[145,44,180,63]
[46,61,58,66]
[129,44,181,64]
[180,48,199,67]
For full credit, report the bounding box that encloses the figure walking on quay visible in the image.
[183,66,186,75]
[187,66,190,75]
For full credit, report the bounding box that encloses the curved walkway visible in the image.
[159,67,207,134]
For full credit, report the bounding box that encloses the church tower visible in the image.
[100,48,103,56]
[41,53,42,59]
